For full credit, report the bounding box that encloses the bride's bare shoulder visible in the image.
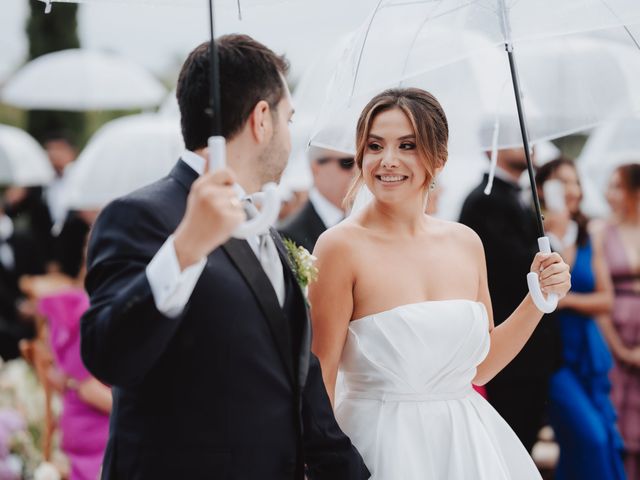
[313,220,364,260]
[429,217,484,253]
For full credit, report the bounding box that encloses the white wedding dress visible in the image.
[335,299,542,479]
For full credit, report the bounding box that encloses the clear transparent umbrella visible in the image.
[63,113,184,211]
[310,0,640,313]
[311,2,640,150]
[0,125,55,187]
[311,32,640,154]
[1,49,167,111]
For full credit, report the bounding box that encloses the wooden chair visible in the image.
[18,273,77,462]
[19,318,56,461]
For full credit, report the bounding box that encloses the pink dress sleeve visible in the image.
[38,289,91,383]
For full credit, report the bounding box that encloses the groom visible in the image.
[81,35,369,479]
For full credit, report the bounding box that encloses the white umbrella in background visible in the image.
[63,113,183,211]
[1,49,166,111]
[158,89,179,118]
[0,125,55,187]
[0,63,13,87]
[578,115,640,217]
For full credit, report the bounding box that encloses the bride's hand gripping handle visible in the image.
[527,237,570,313]
[208,136,280,239]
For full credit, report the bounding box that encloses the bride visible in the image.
[308,88,571,479]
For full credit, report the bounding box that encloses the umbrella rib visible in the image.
[399,0,447,82]
[387,0,486,20]
[398,0,485,81]
[350,0,386,100]
[597,0,640,49]
[419,0,492,22]
[623,25,640,50]
[358,0,485,91]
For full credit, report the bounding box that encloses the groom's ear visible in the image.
[249,100,273,145]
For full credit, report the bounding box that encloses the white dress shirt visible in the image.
[308,188,344,229]
[46,172,70,226]
[146,150,284,318]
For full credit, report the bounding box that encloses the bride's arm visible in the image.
[308,229,355,406]
[473,234,571,386]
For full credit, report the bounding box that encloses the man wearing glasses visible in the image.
[280,147,355,252]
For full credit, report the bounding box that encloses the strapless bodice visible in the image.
[335,299,542,479]
[340,299,490,401]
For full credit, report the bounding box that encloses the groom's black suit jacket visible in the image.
[81,160,369,480]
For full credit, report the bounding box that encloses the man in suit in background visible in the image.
[0,206,45,359]
[81,35,368,479]
[459,148,561,453]
[280,147,355,252]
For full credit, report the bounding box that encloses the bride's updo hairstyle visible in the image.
[345,88,449,207]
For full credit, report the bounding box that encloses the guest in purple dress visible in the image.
[600,163,640,480]
[38,288,111,480]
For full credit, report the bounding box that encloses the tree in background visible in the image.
[26,0,84,145]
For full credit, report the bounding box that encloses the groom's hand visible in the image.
[174,168,246,270]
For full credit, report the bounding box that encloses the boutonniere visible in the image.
[283,238,318,299]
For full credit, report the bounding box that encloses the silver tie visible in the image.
[258,231,286,307]
[244,200,285,307]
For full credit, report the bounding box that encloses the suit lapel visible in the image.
[169,159,310,386]
[221,238,295,383]
[270,228,311,390]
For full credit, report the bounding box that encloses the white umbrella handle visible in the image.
[208,136,280,239]
[526,237,559,314]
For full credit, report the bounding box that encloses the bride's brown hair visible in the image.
[345,88,449,208]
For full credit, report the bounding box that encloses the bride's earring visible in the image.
[425,179,436,213]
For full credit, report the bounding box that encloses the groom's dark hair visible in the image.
[176,34,289,151]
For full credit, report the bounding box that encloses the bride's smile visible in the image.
[375,174,408,184]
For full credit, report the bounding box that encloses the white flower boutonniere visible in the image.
[283,238,318,298]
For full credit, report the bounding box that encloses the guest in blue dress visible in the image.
[537,158,625,480]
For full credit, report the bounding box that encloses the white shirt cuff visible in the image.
[146,235,207,318]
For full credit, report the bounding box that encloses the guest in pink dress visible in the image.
[38,288,111,480]
[599,163,640,480]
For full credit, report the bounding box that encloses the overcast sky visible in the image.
[0,0,379,85]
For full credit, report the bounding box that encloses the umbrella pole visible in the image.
[506,45,560,314]
[208,0,223,137]
[505,45,545,238]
